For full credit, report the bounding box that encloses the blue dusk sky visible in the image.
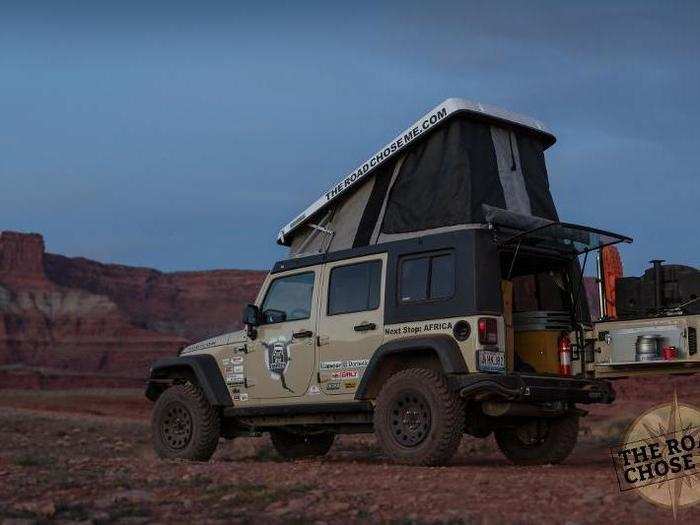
[1,1,698,275]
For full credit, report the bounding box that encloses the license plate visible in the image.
[478,350,505,372]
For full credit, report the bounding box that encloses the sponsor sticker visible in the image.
[331,370,359,380]
[225,373,246,384]
[224,365,234,374]
[231,355,244,365]
[320,360,344,371]
[343,380,358,389]
[232,392,248,402]
[307,385,321,396]
[233,365,244,373]
[326,382,341,391]
[346,359,370,369]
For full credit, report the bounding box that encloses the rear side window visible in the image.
[328,260,382,315]
[399,252,455,303]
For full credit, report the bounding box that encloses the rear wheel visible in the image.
[151,382,221,461]
[270,430,335,459]
[374,368,464,466]
[495,413,579,465]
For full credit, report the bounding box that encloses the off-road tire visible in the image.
[151,382,221,461]
[374,368,464,466]
[269,430,335,459]
[495,413,579,465]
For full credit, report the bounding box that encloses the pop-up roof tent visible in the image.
[278,98,561,256]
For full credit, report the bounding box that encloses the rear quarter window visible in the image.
[399,252,455,303]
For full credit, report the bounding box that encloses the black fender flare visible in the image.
[355,335,468,400]
[145,354,232,406]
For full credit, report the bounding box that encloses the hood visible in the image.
[181,329,246,354]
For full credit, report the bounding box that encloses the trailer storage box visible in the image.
[593,315,700,378]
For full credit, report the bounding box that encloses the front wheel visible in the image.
[495,413,579,465]
[151,382,221,461]
[270,430,335,459]
[374,368,464,466]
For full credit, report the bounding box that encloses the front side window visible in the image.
[328,260,382,316]
[399,252,455,303]
[260,272,315,324]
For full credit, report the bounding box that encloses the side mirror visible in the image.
[243,304,261,327]
[243,304,261,340]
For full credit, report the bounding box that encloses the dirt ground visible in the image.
[0,389,699,524]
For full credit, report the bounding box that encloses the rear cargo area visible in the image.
[500,251,584,376]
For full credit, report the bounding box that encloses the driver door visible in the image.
[246,269,319,399]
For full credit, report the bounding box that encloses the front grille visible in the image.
[689,327,697,356]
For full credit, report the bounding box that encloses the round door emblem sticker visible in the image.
[611,392,700,517]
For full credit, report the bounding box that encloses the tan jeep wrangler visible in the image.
[145,222,632,465]
[145,99,629,466]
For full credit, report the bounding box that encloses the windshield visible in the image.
[499,222,632,256]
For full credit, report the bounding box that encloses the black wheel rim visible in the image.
[514,419,550,447]
[388,389,431,448]
[161,402,193,450]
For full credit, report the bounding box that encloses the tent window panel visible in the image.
[399,252,455,303]
[328,260,382,316]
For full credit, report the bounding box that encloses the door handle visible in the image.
[354,322,376,332]
[292,329,313,339]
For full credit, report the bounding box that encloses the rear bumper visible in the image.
[449,373,615,405]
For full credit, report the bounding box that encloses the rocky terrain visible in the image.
[2,384,700,524]
[0,231,266,388]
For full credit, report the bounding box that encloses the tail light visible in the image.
[558,333,572,376]
[478,318,498,345]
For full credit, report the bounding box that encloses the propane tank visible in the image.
[558,333,572,376]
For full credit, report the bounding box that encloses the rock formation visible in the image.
[0,231,266,388]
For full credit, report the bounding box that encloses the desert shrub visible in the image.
[12,453,55,467]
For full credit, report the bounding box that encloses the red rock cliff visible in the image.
[0,231,47,283]
[0,231,267,387]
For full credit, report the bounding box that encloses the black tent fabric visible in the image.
[379,118,505,235]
